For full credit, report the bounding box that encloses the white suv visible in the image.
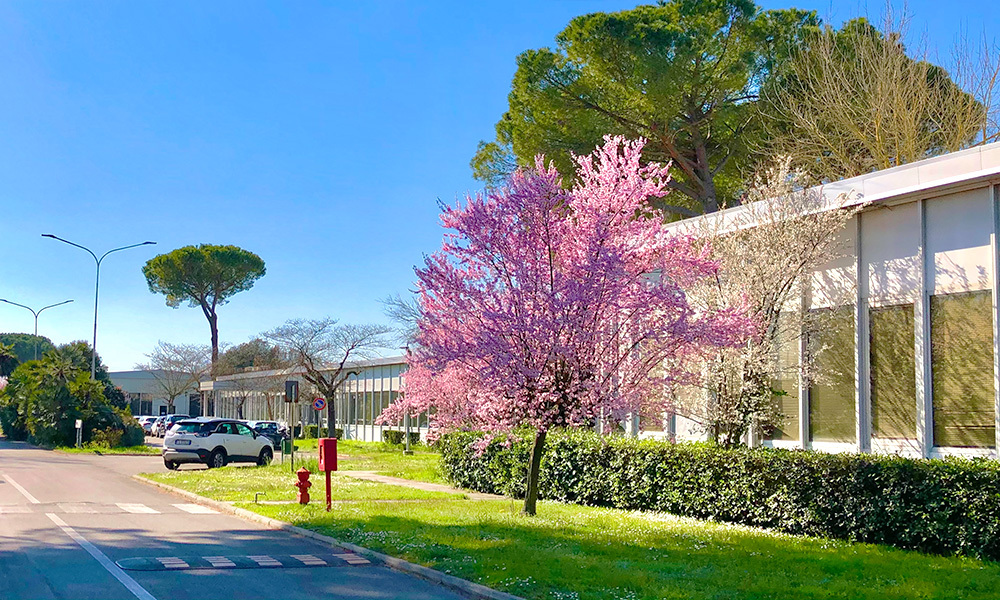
[163,418,273,470]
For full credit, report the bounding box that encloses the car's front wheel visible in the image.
[257,447,273,466]
[164,459,179,471]
[207,449,227,469]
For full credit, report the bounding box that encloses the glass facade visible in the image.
[808,306,856,443]
[769,311,800,441]
[930,291,996,448]
[870,304,917,439]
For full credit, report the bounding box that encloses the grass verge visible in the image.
[142,446,1000,600]
[285,439,445,483]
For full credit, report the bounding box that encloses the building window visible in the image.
[870,304,916,439]
[768,311,800,441]
[930,290,995,448]
[808,306,856,443]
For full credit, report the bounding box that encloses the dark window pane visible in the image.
[870,304,917,439]
[809,306,856,443]
[931,291,995,448]
[768,311,800,441]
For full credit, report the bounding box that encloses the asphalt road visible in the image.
[0,438,465,600]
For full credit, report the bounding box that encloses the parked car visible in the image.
[137,416,157,435]
[162,417,274,470]
[247,420,287,449]
[154,414,190,437]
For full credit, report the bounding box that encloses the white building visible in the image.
[661,141,1000,459]
[201,357,425,441]
[109,370,202,417]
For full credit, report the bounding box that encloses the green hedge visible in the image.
[440,429,1000,561]
[382,430,421,446]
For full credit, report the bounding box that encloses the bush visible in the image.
[87,427,123,448]
[382,430,421,446]
[440,429,1000,561]
[300,425,342,439]
[121,421,145,446]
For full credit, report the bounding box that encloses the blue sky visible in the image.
[0,1,997,370]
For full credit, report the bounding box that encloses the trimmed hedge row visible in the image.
[439,429,1000,561]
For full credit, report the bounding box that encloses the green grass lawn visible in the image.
[284,439,445,483]
[142,444,1000,600]
[56,444,160,455]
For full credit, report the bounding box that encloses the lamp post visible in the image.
[0,299,74,360]
[42,235,156,379]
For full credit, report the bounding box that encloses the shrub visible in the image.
[87,427,123,448]
[382,430,421,446]
[121,420,145,446]
[440,429,1000,561]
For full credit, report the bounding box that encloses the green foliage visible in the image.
[0,342,18,377]
[473,0,818,214]
[216,338,283,375]
[300,425,343,439]
[381,429,421,446]
[0,342,138,447]
[0,333,55,364]
[142,244,266,310]
[441,429,1000,561]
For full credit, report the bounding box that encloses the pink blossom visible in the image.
[381,136,753,438]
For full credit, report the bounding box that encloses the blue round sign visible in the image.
[312,397,326,411]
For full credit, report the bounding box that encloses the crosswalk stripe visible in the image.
[204,556,236,568]
[333,553,371,565]
[156,557,189,569]
[117,503,160,514]
[0,506,33,514]
[58,503,97,514]
[173,503,218,514]
[248,555,282,567]
[291,554,326,566]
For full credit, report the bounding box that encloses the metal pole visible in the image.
[42,235,155,379]
[0,299,73,361]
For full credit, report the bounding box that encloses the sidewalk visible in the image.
[339,471,504,500]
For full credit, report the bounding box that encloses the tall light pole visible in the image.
[42,235,156,379]
[0,299,74,360]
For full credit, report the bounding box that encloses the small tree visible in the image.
[142,245,266,368]
[264,319,390,436]
[135,342,211,414]
[685,157,862,446]
[389,137,751,515]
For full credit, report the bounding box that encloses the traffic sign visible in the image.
[312,397,326,411]
[285,380,299,403]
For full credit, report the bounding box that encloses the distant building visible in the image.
[109,370,202,417]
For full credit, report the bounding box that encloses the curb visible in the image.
[133,475,524,600]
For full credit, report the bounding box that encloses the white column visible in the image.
[798,284,810,448]
[915,198,933,458]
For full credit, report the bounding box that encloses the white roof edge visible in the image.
[207,354,408,383]
[665,141,1000,234]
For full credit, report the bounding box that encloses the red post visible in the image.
[318,438,338,512]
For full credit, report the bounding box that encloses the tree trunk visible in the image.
[208,312,219,371]
[522,429,548,516]
[326,396,336,438]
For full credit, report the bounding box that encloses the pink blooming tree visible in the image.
[380,136,752,515]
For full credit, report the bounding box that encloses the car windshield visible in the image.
[174,422,214,434]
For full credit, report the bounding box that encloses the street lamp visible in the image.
[0,299,74,360]
[42,234,156,379]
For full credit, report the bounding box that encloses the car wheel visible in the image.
[164,460,179,471]
[257,447,273,466]
[208,449,227,469]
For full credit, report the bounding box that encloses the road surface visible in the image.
[0,438,465,600]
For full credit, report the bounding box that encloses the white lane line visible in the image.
[46,513,158,600]
[117,503,160,514]
[204,556,236,568]
[248,555,282,567]
[173,503,218,514]
[2,473,40,504]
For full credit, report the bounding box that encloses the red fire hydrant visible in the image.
[294,467,312,504]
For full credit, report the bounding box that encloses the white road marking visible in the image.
[46,513,158,600]
[333,553,371,565]
[58,503,97,514]
[248,555,282,567]
[117,503,160,514]
[173,503,218,514]
[204,556,236,568]
[156,557,189,569]
[291,554,326,566]
[0,505,33,514]
[2,473,40,504]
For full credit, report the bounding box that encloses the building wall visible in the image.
[108,371,200,417]
[750,183,1000,459]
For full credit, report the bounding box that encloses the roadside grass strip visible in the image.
[143,448,1000,600]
